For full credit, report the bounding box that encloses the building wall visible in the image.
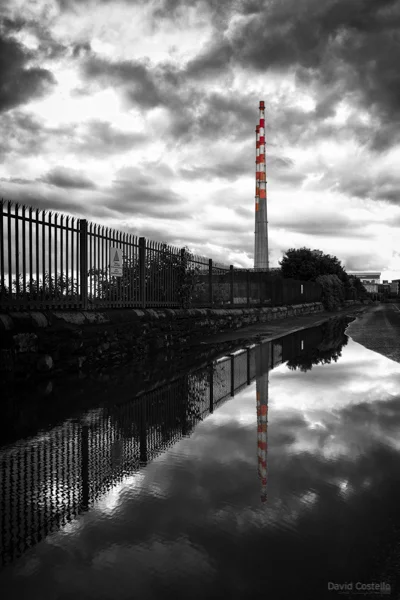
[363,283,379,294]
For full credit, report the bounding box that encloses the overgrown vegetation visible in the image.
[279,247,368,310]
[315,274,345,311]
[0,272,79,301]
[0,244,206,309]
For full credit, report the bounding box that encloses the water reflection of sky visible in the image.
[3,337,400,599]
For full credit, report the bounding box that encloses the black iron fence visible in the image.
[0,199,322,310]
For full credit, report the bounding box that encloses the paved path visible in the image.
[192,304,369,351]
[346,302,400,364]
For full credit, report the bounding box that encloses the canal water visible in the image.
[1,317,399,599]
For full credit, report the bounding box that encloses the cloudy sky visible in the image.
[1,0,400,279]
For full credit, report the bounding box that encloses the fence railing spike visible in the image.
[1,199,324,309]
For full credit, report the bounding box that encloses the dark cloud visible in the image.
[79,50,352,151]
[1,16,28,32]
[7,0,400,153]
[0,112,146,162]
[0,110,79,162]
[0,32,56,113]
[100,165,187,218]
[177,135,289,185]
[337,172,400,206]
[0,184,92,218]
[130,225,189,246]
[40,167,97,190]
[0,177,34,185]
[193,92,257,141]
[72,41,91,58]
[164,0,400,150]
[269,155,295,169]
[185,38,233,80]
[179,159,249,182]
[341,396,400,433]
[206,221,249,234]
[2,14,68,60]
[272,213,371,239]
[234,206,253,219]
[82,56,164,109]
[54,0,147,10]
[343,254,385,272]
[80,55,202,145]
[147,0,238,32]
[76,120,148,157]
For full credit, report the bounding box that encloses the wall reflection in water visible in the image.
[0,317,350,568]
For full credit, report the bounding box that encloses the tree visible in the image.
[279,247,367,306]
[348,276,368,300]
[316,274,345,311]
[279,247,346,282]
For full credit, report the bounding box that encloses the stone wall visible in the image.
[0,302,324,381]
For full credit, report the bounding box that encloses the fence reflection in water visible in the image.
[0,318,349,568]
[0,346,264,567]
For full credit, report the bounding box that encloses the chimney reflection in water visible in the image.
[255,342,270,503]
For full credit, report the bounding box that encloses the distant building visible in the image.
[363,282,379,294]
[390,280,400,295]
[378,283,390,297]
[347,272,381,284]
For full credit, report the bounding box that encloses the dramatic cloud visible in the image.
[40,166,97,190]
[75,120,148,157]
[0,32,56,113]
[0,0,400,277]
[82,57,164,109]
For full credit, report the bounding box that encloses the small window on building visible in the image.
[301,284,304,294]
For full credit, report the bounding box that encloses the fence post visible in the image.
[180,247,186,308]
[81,425,89,511]
[209,258,213,307]
[79,219,88,310]
[246,269,250,306]
[139,237,146,309]
[230,354,235,396]
[209,364,214,413]
[230,265,234,306]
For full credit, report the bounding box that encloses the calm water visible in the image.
[1,318,400,599]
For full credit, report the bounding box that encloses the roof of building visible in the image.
[347,272,381,278]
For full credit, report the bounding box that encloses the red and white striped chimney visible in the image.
[254,100,269,269]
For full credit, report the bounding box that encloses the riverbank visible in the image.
[1,304,362,449]
[191,302,371,352]
[0,302,324,382]
[0,301,369,383]
[345,302,400,364]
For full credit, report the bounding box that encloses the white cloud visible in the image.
[1,0,400,271]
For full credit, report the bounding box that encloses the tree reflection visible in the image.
[286,318,350,373]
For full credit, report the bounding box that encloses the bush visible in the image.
[316,274,345,311]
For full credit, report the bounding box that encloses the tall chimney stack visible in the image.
[254,100,269,269]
